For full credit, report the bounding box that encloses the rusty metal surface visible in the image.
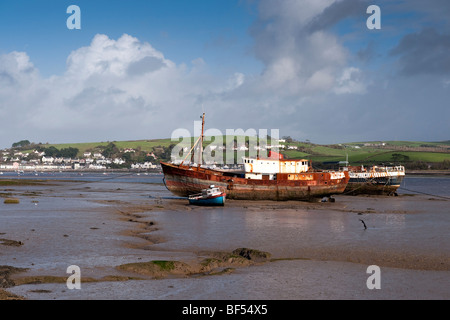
[161,162,349,201]
[344,182,401,195]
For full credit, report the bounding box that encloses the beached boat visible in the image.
[161,114,349,201]
[342,165,405,195]
[188,185,226,206]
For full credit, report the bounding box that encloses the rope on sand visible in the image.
[397,186,450,200]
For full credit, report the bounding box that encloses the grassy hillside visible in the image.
[43,139,175,155]
[35,135,266,157]
[21,138,450,169]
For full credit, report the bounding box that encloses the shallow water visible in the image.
[1,173,450,300]
[147,201,450,259]
[399,176,450,197]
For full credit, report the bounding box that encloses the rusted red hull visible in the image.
[345,182,401,195]
[161,162,349,201]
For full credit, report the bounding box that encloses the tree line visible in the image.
[35,146,79,159]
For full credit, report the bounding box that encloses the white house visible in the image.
[131,162,157,169]
[42,156,54,164]
[113,158,126,165]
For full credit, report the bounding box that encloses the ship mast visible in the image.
[198,112,205,167]
[179,112,206,167]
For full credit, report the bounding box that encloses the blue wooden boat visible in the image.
[188,185,226,206]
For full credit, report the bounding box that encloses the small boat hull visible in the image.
[188,194,226,206]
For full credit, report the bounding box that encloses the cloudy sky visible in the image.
[0,0,449,149]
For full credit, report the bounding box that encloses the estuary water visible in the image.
[1,172,449,300]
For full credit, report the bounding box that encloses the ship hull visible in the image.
[345,173,405,195]
[161,162,349,201]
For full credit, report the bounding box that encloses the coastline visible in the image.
[405,170,450,176]
[1,167,448,175]
[0,168,161,173]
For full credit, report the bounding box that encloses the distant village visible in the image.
[4,137,440,173]
[0,144,160,172]
[0,138,294,172]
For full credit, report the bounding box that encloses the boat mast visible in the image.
[179,113,205,167]
[198,113,205,167]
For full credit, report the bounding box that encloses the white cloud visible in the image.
[226,72,245,91]
[334,67,367,94]
[305,69,335,92]
[2,2,373,148]
[65,34,172,79]
[0,34,236,147]
[1,1,449,148]
[0,51,38,87]
[251,1,354,97]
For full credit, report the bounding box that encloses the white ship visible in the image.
[342,165,405,195]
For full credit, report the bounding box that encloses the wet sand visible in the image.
[1,178,449,300]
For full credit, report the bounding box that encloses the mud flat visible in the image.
[1,178,449,300]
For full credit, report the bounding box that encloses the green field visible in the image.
[41,139,175,155]
[20,138,450,168]
[34,135,270,156]
[354,151,450,163]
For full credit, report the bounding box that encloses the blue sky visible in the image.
[0,0,449,148]
[0,0,260,76]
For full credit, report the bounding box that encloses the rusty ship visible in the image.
[160,114,350,201]
[342,165,405,195]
